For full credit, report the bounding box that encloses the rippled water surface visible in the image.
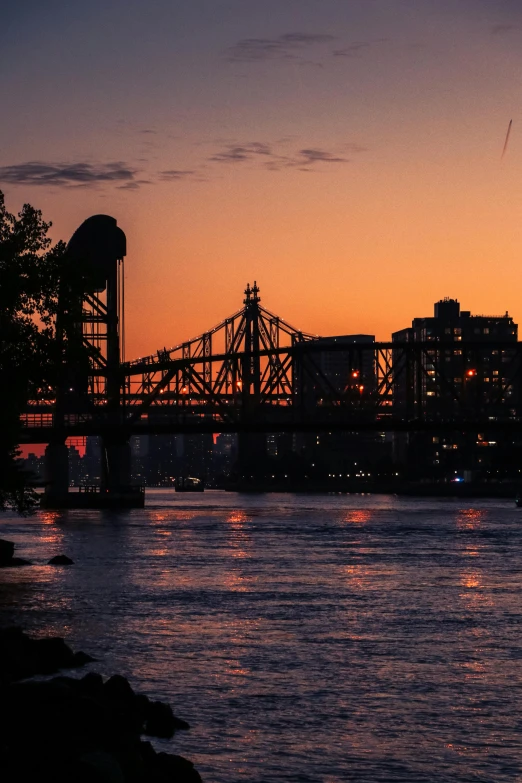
[2,491,522,782]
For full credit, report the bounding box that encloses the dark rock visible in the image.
[0,628,94,683]
[104,674,135,704]
[144,700,189,738]
[33,636,77,671]
[139,740,157,764]
[0,540,31,568]
[154,752,203,783]
[78,751,125,783]
[48,554,74,565]
[72,650,96,667]
[0,538,15,565]
[133,693,150,725]
[0,632,202,782]
[79,672,105,700]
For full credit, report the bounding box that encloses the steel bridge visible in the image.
[21,281,522,443]
[23,214,522,499]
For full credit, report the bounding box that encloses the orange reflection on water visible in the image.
[227,510,249,526]
[460,660,486,681]
[459,571,493,609]
[40,511,61,525]
[223,569,250,592]
[37,510,66,548]
[461,573,481,589]
[343,510,373,525]
[343,563,372,591]
[226,510,251,560]
[456,508,486,531]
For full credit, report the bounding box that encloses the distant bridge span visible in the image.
[21,281,522,442]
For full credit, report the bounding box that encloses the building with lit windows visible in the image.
[392,298,519,479]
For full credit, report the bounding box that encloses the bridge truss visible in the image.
[20,283,522,442]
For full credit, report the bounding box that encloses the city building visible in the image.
[392,298,519,479]
[296,334,390,475]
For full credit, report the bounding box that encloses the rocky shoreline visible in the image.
[0,547,204,782]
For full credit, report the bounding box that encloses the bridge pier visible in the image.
[102,436,132,493]
[237,432,268,480]
[43,441,69,503]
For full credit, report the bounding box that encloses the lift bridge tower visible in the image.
[43,215,136,506]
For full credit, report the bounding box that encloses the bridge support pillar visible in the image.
[43,442,69,501]
[102,437,132,492]
[238,432,267,480]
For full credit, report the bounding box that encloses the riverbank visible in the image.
[222,479,521,498]
[0,543,204,783]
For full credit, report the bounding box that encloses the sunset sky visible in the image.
[2,0,522,357]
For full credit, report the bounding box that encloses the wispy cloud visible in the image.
[295,148,348,166]
[209,142,273,163]
[491,24,518,35]
[333,38,387,57]
[159,169,198,180]
[208,140,361,171]
[0,161,138,188]
[225,33,335,63]
[117,179,151,190]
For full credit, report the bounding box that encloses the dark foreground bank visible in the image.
[0,625,203,783]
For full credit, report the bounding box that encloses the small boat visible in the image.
[516,496,522,508]
[175,476,204,492]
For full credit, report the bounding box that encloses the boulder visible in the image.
[33,636,77,671]
[0,539,31,567]
[72,650,96,667]
[48,555,74,565]
[144,700,190,738]
[104,674,135,704]
[153,752,203,783]
[79,672,105,700]
[0,538,15,564]
[78,751,125,783]
[0,634,202,782]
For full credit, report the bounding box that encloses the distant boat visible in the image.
[175,476,204,492]
[516,496,522,508]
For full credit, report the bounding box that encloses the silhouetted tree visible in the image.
[0,191,66,514]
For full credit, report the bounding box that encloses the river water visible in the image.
[1,491,522,782]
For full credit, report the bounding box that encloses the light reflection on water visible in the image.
[1,492,522,782]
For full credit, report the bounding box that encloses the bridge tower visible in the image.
[44,215,133,505]
[237,282,268,477]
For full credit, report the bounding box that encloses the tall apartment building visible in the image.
[392,298,518,478]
